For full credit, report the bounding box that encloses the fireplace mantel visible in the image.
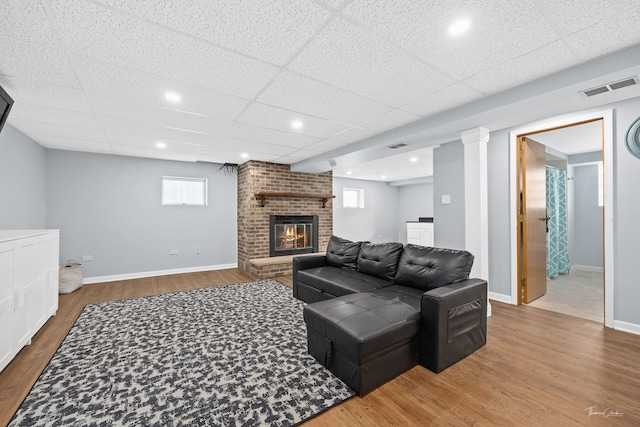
[254,191,335,208]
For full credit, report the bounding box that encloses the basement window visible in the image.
[161,176,207,206]
[343,187,364,208]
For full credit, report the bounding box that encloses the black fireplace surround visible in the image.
[269,215,319,257]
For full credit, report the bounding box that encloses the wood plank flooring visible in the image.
[1,269,638,426]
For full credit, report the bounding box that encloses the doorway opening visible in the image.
[510,109,614,327]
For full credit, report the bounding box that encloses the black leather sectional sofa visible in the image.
[293,236,487,396]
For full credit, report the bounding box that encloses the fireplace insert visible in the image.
[269,215,318,257]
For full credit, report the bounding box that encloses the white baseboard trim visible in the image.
[489,292,513,304]
[83,263,239,285]
[614,320,640,336]
[571,265,604,273]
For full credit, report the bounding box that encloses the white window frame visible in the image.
[343,187,364,208]
[161,176,208,206]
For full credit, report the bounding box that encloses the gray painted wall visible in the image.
[613,96,640,326]
[46,150,237,278]
[0,124,47,229]
[433,141,465,250]
[397,183,434,243]
[569,164,603,268]
[333,177,399,243]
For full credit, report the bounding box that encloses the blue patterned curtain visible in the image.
[546,166,570,278]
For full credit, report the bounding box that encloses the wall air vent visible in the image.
[387,142,408,149]
[580,76,639,97]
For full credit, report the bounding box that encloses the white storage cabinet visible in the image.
[0,230,59,373]
[406,221,434,247]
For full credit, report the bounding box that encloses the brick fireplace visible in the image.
[237,161,333,278]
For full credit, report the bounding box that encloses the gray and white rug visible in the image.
[10,280,354,426]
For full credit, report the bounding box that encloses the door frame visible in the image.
[509,109,613,328]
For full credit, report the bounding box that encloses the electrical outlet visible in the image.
[81,255,93,262]
[195,246,200,254]
[170,249,178,255]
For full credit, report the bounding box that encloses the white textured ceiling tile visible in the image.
[111,144,200,162]
[305,139,351,152]
[0,0,60,47]
[0,76,92,112]
[271,155,305,164]
[329,127,377,143]
[222,123,319,148]
[86,92,156,123]
[46,0,278,99]
[464,41,579,94]
[99,116,218,146]
[198,153,249,165]
[94,0,332,66]
[565,9,640,61]
[288,18,454,107]
[535,0,640,35]
[0,37,81,88]
[30,135,113,154]
[12,120,108,143]
[237,103,350,138]
[359,109,422,132]
[9,103,101,129]
[344,0,560,81]
[401,84,482,117]
[212,138,297,156]
[258,71,391,126]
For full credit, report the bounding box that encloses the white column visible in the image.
[461,127,491,316]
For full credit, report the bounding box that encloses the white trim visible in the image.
[509,109,614,329]
[570,265,604,273]
[82,263,238,284]
[489,292,512,304]
[613,320,640,336]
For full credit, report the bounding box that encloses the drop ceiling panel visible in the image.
[45,0,279,99]
[463,41,579,94]
[1,77,93,113]
[111,144,200,162]
[359,109,422,133]
[212,137,299,157]
[94,0,333,66]
[222,122,319,149]
[237,102,350,138]
[100,117,220,146]
[0,37,81,88]
[288,17,454,107]
[9,103,101,129]
[27,135,113,154]
[401,83,481,117]
[257,71,392,126]
[328,127,377,143]
[0,0,60,47]
[11,119,108,142]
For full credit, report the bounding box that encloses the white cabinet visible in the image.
[0,230,59,373]
[407,222,434,247]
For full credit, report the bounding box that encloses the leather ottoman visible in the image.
[303,292,420,396]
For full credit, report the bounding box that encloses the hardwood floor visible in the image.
[1,269,638,426]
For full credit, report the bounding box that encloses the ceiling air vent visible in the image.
[580,76,639,97]
[387,142,408,149]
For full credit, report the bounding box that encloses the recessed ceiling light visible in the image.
[155,141,167,149]
[291,120,303,130]
[410,156,418,163]
[380,175,386,180]
[240,152,249,159]
[346,171,352,175]
[164,91,181,103]
[448,18,470,36]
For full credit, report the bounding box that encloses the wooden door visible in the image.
[518,137,548,303]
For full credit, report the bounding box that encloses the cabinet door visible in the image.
[407,223,421,245]
[45,232,60,316]
[31,236,48,331]
[13,240,33,350]
[420,224,434,247]
[0,243,16,372]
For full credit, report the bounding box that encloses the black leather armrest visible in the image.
[419,278,487,373]
[293,255,328,298]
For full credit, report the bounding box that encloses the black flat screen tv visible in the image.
[0,84,14,134]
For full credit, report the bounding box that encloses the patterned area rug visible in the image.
[10,280,354,426]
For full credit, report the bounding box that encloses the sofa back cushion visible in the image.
[395,245,474,291]
[326,236,362,270]
[356,242,404,282]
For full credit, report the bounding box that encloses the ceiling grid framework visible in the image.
[0,0,639,181]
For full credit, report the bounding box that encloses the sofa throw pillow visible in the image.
[326,236,362,270]
[356,242,404,282]
[394,245,474,291]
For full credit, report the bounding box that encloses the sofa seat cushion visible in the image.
[369,285,424,311]
[297,266,391,298]
[394,245,474,291]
